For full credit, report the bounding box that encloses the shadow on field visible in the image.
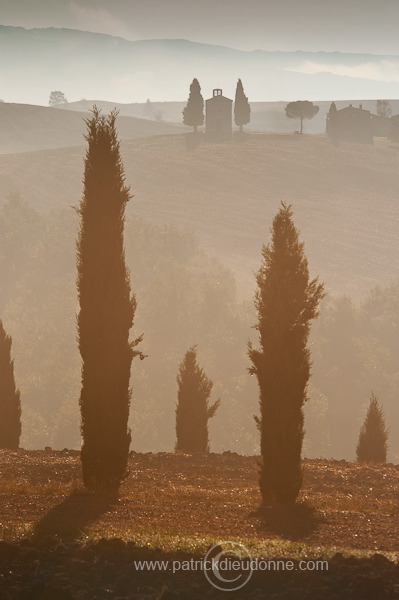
[251,502,323,541]
[2,536,395,600]
[32,490,118,542]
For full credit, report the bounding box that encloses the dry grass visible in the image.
[0,478,82,496]
[302,492,399,515]
[1,451,399,558]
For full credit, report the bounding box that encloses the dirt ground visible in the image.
[0,450,399,599]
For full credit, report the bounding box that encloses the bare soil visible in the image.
[0,450,399,599]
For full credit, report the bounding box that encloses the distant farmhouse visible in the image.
[326,103,391,144]
[205,89,233,142]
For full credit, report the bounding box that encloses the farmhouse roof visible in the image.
[338,104,371,115]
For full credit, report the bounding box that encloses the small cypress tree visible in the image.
[182,79,204,134]
[175,346,220,453]
[0,320,21,449]
[234,79,251,133]
[326,101,338,142]
[248,203,324,505]
[356,392,388,463]
[77,107,143,492]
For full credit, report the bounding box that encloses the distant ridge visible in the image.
[1,26,398,105]
[2,25,398,59]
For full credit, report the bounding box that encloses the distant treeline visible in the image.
[0,193,397,462]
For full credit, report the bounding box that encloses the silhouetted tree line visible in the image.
[0,107,392,503]
[182,79,399,147]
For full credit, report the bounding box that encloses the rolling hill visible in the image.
[0,131,397,300]
[0,103,183,154]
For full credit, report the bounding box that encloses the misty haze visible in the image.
[0,4,399,598]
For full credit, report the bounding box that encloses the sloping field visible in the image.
[0,103,184,154]
[1,451,399,598]
[1,451,399,552]
[0,132,397,299]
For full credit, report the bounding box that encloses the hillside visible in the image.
[0,133,397,300]
[1,451,399,598]
[2,100,397,155]
[0,103,184,154]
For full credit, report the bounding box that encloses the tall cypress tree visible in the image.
[248,203,324,505]
[0,320,21,449]
[175,346,220,453]
[234,79,251,133]
[182,79,204,134]
[356,392,388,463]
[77,107,143,491]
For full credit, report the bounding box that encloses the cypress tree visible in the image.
[326,102,339,144]
[175,346,220,453]
[182,79,204,134]
[356,392,388,463]
[77,107,143,491]
[234,79,251,133]
[0,320,21,449]
[248,203,324,505]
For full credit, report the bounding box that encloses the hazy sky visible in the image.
[1,0,398,54]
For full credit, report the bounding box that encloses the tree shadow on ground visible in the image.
[31,490,118,542]
[249,502,324,541]
[4,537,381,600]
